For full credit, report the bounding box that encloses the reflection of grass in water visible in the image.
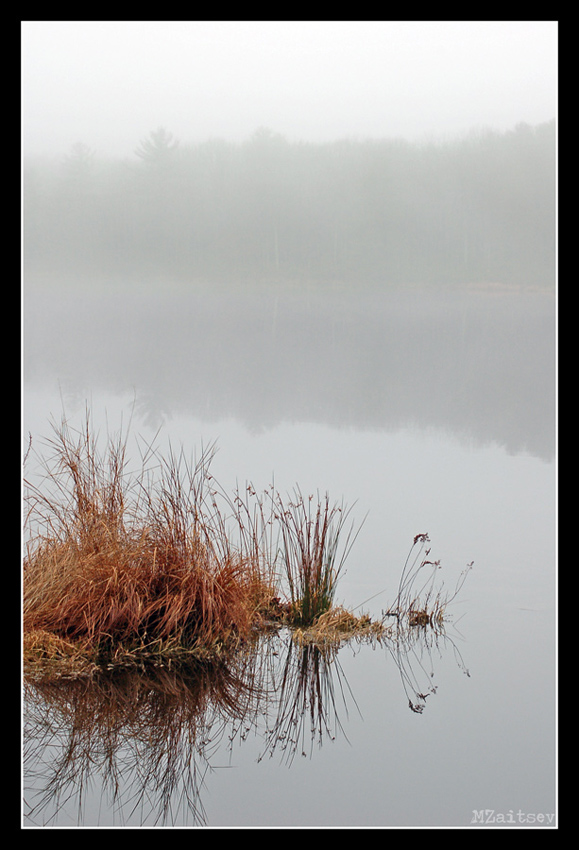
[23,631,356,824]
[23,648,266,826]
[260,636,353,766]
[23,614,472,825]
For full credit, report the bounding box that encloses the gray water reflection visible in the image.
[23,279,555,462]
[23,622,470,827]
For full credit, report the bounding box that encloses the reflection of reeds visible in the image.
[258,633,353,766]
[23,649,265,826]
[23,616,472,825]
[385,617,470,714]
[23,632,355,825]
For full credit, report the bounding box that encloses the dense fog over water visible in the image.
[23,25,556,465]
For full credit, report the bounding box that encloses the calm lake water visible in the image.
[22,279,556,827]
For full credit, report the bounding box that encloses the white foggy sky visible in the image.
[21,20,557,159]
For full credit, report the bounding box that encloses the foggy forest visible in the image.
[23,119,555,290]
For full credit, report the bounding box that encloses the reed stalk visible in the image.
[271,488,363,626]
[384,533,473,629]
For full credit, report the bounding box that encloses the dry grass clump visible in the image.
[24,535,260,649]
[22,629,98,680]
[291,605,387,647]
[23,415,276,666]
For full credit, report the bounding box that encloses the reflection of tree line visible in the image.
[24,284,555,461]
[23,624,469,827]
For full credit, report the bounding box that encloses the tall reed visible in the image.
[271,488,363,626]
[385,533,473,628]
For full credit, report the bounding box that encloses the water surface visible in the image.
[22,280,556,827]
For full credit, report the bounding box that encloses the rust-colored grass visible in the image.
[23,413,468,679]
[23,414,275,664]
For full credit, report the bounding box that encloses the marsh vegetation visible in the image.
[23,412,469,680]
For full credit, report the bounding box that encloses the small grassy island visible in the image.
[23,414,470,681]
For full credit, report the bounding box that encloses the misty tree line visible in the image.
[23,121,555,288]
